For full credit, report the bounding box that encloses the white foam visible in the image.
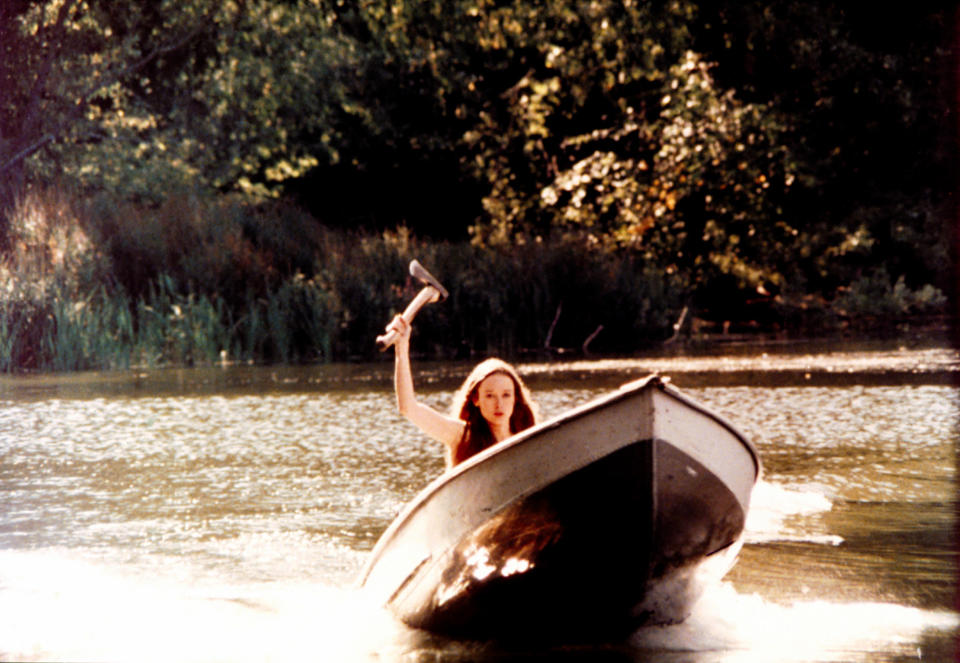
[0,549,402,663]
[3,548,955,662]
[744,480,841,545]
[632,581,958,662]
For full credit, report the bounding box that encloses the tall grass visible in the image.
[42,286,134,371]
[0,187,693,373]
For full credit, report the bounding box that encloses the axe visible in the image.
[376,260,449,350]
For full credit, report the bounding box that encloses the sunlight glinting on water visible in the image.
[512,347,960,385]
[0,390,437,584]
[1,352,957,662]
[691,385,958,502]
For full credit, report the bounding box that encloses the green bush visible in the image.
[834,268,948,318]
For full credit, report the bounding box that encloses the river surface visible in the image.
[1,339,957,662]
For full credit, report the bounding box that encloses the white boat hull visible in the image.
[358,375,760,641]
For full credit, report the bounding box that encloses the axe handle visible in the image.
[376,286,441,350]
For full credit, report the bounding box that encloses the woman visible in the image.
[386,315,538,467]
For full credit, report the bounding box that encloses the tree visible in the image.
[1,2,211,204]
[374,0,795,295]
[689,1,956,298]
[0,1,361,210]
[2,0,953,319]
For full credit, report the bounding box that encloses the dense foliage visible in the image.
[0,0,954,370]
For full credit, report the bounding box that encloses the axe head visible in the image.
[409,260,449,301]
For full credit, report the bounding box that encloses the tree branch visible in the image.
[75,20,209,111]
[0,134,56,175]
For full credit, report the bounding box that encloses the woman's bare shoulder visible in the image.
[403,400,465,448]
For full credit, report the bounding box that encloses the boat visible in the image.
[357,374,761,642]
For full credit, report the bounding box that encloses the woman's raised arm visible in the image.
[388,315,464,457]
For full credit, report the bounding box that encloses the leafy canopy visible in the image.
[1,0,953,308]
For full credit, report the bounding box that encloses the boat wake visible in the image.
[623,480,958,662]
[631,581,958,663]
[744,480,843,545]
[0,549,391,663]
[1,547,955,663]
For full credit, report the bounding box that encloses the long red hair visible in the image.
[449,358,538,466]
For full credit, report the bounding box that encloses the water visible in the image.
[1,341,957,661]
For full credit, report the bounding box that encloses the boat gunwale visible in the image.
[654,377,762,478]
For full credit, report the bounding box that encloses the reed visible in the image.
[0,300,33,372]
[418,240,683,356]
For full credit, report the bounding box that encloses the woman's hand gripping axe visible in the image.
[376,260,449,350]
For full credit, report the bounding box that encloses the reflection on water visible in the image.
[0,391,439,581]
[0,344,957,661]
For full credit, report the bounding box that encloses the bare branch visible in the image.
[0,134,56,175]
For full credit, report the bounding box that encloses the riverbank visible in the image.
[0,190,952,374]
[3,333,956,404]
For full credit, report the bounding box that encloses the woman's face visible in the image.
[472,373,516,427]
